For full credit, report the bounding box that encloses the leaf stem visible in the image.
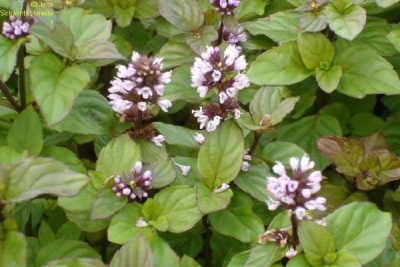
[0,81,22,112]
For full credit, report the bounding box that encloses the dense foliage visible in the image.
[1,0,400,266]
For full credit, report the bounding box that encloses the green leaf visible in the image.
[143,185,203,233]
[388,28,400,52]
[38,221,56,246]
[0,146,28,168]
[195,182,233,214]
[147,235,180,267]
[30,53,90,126]
[349,18,397,57]
[260,141,308,167]
[287,254,312,267]
[157,42,195,69]
[209,191,264,243]
[153,122,199,148]
[326,4,366,41]
[91,189,127,220]
[7,106,43,156]
[234,162,269,202]
[250,86,299,126]
[333,43,400,98]
[316,65,342,93]
[180,255,201,267]
[113,3,135,28]
[54,90,116,135]
[228,244,283,267]
[30,20,77,59]
[59,7,122,61]
[4,157,88,203]
[349,113,383,137]
[235,0,269,21]
[243,11,301,43]
[0,231,27,267]
[108,203,154,244]
[58,183,110,232]
[0,36,24,82]
[248,42,313,86]
[298,221,337,266]
[163,65,199,102]
[197,120,244,189]
[277,115,342,169]
[375,0,400,8]
[135,0,159,20]
[326,202,392,264]
[44,258,106,267]
[158,0,204,31]
[35,239,100,266]
[96,134,141,178]
[110,235,154,267]
[41,146,86,173]
[150,159,176,189]
[298,33,334,70]
[185,25,218,54]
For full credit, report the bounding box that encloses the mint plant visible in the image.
[0,0,400,266]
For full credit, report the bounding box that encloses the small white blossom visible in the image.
[285,247,297,258]
[174,162,192,176]
[136,217,149,228]
[152,135,165,147]
[213,183,230,193]
[194,132,205,144]
[157,99,172,112]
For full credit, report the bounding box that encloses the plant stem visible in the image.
[0,81,22,112]
[249,131,261,155]
[17,0,30,110]
[17,47,26,109]
[290,212,299,247]
[202,216,213,267]
[214,15,225,46]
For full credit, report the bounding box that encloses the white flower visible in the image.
[315,217,327,227]
[152,135,165,147]
[304,197,326,211]
[285,247,297,258]
[272,161,286,177]
[294,207,308,220]
[117,65,135,78]
[174,162,191,176]
[214,183,230,193]
[212,70,222,82]
[233,109,241,119]
[157,99,172,112]
[266,198,280,210]
[137,86,153,99]
[241,161,250,172]
[300,154,315,172]
[233,74,249,89]
[219,92,229,104]
[194,132,205,144]
[136,217,149,228]
[224,45,240,67]
[137,102,148,111]
[206,116,222,132]
[108,94,133,114]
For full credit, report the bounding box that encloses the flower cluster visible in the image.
[210,0,241,15]
[222,26,247,45]
[266,155,326,220]
[108,52,171,146]
[191,45,249,132]
[2,16,34,40]
[108,52,172,116]
[112,161,153,200]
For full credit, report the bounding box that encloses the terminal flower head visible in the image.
[210,0,241,15]
[2,16,34,40]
